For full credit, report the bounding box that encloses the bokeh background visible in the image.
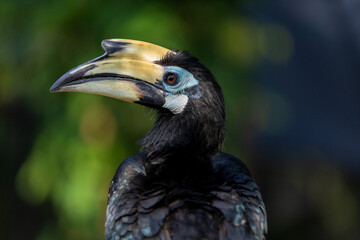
[1,0,359,239]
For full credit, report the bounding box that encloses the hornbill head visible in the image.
[51,39,225,157]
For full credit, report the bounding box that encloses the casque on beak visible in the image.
[50,39,172,107]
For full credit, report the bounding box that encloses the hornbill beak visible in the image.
[50,39,172,107]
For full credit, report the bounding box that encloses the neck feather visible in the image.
[139,107,225,159]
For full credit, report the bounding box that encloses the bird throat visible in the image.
[139,109,225,161]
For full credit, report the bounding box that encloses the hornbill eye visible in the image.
[164,73,179,86]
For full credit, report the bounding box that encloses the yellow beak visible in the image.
[50,39,172,105]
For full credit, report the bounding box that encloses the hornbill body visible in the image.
[51,39,267,240]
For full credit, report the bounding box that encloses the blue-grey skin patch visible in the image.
[162,66,200,96]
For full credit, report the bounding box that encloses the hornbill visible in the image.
[50,39,267,240]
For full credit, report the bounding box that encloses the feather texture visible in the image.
[105,152,267,240]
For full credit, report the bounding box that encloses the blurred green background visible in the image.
[1,0,360,239]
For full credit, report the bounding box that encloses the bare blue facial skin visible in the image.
[162,66,200,97]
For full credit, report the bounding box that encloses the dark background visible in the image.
[1,0,359,239]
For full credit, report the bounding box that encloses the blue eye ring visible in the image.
[163,72,179,86]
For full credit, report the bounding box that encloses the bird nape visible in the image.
[50,39,267,240]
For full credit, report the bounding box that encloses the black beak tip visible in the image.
[49,84,57,93]
[50,76,65,93]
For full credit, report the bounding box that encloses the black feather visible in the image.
[106,153,267,240]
